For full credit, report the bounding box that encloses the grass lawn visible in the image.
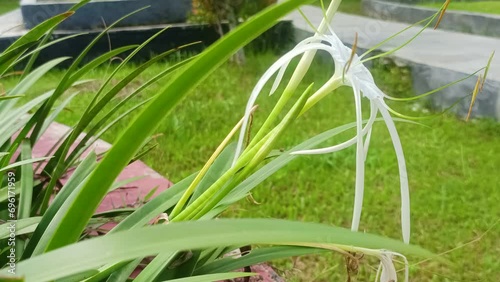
[315,0,364,15]
[0,0,19,15]
[4,53,499,281]
[421,1,500,15]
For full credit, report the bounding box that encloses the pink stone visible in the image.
[31,122,173,214]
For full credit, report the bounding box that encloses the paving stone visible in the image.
[32,122,173,213]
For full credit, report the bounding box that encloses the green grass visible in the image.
[0,0,19,15]
[421,1,500,15]
[315,0,364,15]
[3,53,499,281]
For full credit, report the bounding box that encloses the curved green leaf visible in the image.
[5,219,435,282]
[195,246,326,275]
[43,0,315,252]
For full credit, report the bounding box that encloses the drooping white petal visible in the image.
[390,251,409,282]
[379,251,398,282]
[364,101,376,161]
[351,78,365,232]
[291,93,378,155]
[376,98,411,244]
[270,36,333,95]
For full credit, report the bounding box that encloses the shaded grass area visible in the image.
[421,1,500,15]
[0,0,19,15]
[315,0,364,15]
[4,54,499,281]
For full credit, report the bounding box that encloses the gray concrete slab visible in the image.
[0,8,293,68]
[20,0,192,30]
[362,0,500,38]
[0,9,26,37]
[284,5,500,119]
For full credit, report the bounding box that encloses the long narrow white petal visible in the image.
[376,99,411,244]
[390,251,409,282]
[269,35,335,95]
[351,79,365,232]
[270,62,290,95]
[364,101,377,161]
[292,95,378,155]
[379,251,398,282]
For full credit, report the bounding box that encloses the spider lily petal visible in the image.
[377,250,399,282]
[374,249,409,282]
[352,78,366,233]
[286,29,410,243]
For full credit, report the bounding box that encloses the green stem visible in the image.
[188,84,314,221]
[171,133,272,222]
[244,0,341,151]
[170,108,252,218]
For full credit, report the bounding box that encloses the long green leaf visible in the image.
[67,98,153,168]
[39,29,178,212]
[105,258,142,282]
[111,173,196,233]
[22,152,97,258]
[66,58,193,167]
[13,33,87,72]
[0,57,70,116]
[188,143,236,206]
[18,140,34,220]
[81,174,197,281]
[220,122,358,206]
[4,12,73,53]
[6,219,434,282]
[0,42,38,74]
[0,96,22,101]
[0,157,51,172]
[19,0,91,77]
[44,0,315,253]
[0,92,53,146]
[68,45,138,85]
[0,217,41,239]
[20,7,150,157]
[195,246,325,274]
[133,252,177,282]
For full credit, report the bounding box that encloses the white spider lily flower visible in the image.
[234,28,410,244]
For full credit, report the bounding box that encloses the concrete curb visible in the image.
[291,10,500,120]
[20,0,192,30]
[362,0,500,38]
[0,19,294,68]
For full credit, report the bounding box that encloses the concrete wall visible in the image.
[21,0,192,30]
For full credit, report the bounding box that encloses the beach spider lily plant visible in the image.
[5,1,492,281]
[170,0,492,279]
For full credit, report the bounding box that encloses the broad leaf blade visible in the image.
[44,0,315,253]
[8,219,435,282]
